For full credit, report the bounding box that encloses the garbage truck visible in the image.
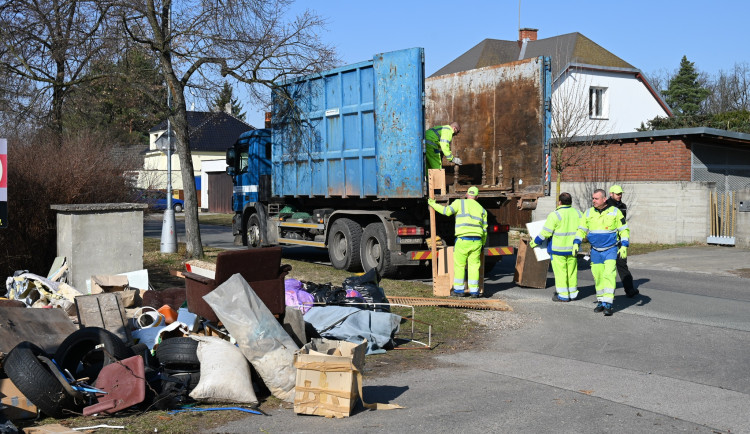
[226,47,551,278]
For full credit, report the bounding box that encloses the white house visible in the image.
[141,111,254,212]
[432,28,671,134]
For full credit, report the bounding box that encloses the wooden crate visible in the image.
[513,239,550,288]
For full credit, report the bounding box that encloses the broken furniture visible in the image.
[184,247,291,321]
[142,287,187,311]
[82,355,146,416]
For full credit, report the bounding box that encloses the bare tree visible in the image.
[704,62,750,114]
[118,0,336,258]
[0,0,114,138]
[550,67,613,197]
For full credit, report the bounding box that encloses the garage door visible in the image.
[207,172,234,213]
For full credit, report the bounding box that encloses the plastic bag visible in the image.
[285,281,314,314]
[203,274,298,402]
[342,268,390,312]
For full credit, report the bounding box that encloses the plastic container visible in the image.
[157,304,178,325]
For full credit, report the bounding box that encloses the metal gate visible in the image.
[207,172,233,213]
[708,190,737,245]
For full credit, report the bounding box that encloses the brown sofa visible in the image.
[184,247,291,321]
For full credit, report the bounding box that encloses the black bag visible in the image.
[342,268,390,312]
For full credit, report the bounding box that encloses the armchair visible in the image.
[184,247,291,321]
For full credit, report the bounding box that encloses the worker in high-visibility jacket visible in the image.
[425,122,462,170]
[577,188,630,316]
[428,186,487,297]
[529,192,584,302]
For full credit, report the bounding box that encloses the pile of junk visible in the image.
[0,248,412,432]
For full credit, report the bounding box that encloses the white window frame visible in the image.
[589,86,608,119]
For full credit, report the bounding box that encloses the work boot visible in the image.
[552,294,569,302]
[469,292,480,298]
[625,289,640,299]
[602,302,614,316]
[450,289,466,297]
[593,302,604,313]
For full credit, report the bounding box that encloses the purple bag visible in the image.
[284,279,313,314]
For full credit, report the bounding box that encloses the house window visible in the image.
[589,87,607,118]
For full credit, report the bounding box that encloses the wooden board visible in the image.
[389,296,511,311]
[513,239,550,288]
[0,307,77,355]
[75,293,132,344]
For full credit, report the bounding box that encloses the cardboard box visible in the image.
[293,338,367,418]
[514,239,551,288]
[0,378,38,420]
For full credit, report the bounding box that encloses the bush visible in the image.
[0,131,138,277]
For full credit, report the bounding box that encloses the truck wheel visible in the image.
[327,218,362,271]
[360,223,397,278]
[245,213,262,248]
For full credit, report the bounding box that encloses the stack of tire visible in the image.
[2,327,135,418]
[151,337,201,410]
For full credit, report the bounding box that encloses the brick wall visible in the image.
[554,139,693,182]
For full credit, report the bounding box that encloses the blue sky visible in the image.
[239,0,750,128]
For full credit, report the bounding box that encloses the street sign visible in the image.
[0,138,7,228]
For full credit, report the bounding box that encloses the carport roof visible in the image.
[149,111,254,152]
[571,127,750,147]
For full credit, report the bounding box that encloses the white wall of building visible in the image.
[553,70,669,134]
[533,181,713,244]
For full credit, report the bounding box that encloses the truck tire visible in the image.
[328,218,362,271]
[4,341,80,418]
[245,213,262,248]
[54,327,134,383]
[360,222,397,278]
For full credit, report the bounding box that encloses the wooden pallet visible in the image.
[388,296,512,311]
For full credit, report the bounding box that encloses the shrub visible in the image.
[0,131,138,277]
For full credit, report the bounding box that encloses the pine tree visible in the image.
[662,56,710,117]
[212,82,246,121]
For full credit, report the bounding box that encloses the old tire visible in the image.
[54,327,134,383]
[327,218,363,272]
[360,223,397,278]
[155,337,200,370]
[4,341,79,418]
[245,213,263,248]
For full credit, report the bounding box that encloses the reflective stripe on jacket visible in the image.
[432,198,487,244]
[534,205,584,256]
[425,125,454,161]
[577,206,630,251]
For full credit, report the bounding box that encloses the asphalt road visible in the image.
[144,215,750,433]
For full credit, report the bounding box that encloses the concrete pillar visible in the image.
[51,203,148,292]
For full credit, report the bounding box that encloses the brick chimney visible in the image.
[519,28,538,42]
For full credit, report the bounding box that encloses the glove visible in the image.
[529,240,538,249]
[427,198,436,207]
[452,157,462,165]
[572,244,579,255]
[618,246,627,259]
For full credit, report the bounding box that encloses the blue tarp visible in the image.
[303,306,401,355]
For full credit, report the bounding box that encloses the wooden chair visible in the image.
[183,247,291,321]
